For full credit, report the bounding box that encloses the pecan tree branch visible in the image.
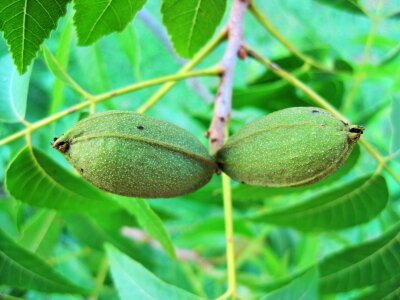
[208,0,249,154]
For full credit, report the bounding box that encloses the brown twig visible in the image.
[208,0,249,154]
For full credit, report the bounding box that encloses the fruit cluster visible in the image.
[53,108,364,198]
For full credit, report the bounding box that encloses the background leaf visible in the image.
[251,175,388,231]
[0,0,69,73]
[5,147,119,213]
[261,267,319,300]
[43,46,81,94]
[106,244,201,300]
[64,211,153,266]
[161,0,226,58]
[390,95,400,156]
[48,16,74,115]
[18,210,60,258]
[313,0,366,15]
[319,222,400,293]
[0,228,88,294]
[0,54,32,122]
[355,274,400,300]
[113,197,176,259]
[73,0,147,45]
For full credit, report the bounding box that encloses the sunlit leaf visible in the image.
[113,197,176,259]
[0,0,69,73]
[319,222,400,293]
[73,0,147,45]
[261,267,319,300]
[0,54,32,122]
[251,175,388,231]
[5,146,119,213]
[161,0,226,58]
[106,244,201,300]
[0,228,88,294]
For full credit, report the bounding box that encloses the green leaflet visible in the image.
[0,54,32,122]
[161,0,226,58]
[319,222,400,293]
[0,228,88,294]
[112,197,176,259]
[5,146,120,212]
[106,244,202,300]
[0,0,69,73]
[73,0,146,45]
[251,175,388,231]
[261,268,319,300]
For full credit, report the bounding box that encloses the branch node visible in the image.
[238,46,247,60]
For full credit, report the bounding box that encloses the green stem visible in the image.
[217,124,237,300]
[249,3,330,72]
[95,68,221,104]
[0,68,220,147]
[137,29,227,113]
[245,46,400,185]
[89,256,109,300]
[222,172,236,299]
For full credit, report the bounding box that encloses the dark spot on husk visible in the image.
[137,125,144,130]
[350,127,363,134]
[80,168,84,173]
[312,109,319,113]
[320,124,326,128]
[342,120,349,126]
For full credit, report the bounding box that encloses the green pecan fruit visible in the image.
[52,111,216,198]
[216,107,364,187]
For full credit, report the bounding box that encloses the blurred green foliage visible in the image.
[0,0,399,299]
